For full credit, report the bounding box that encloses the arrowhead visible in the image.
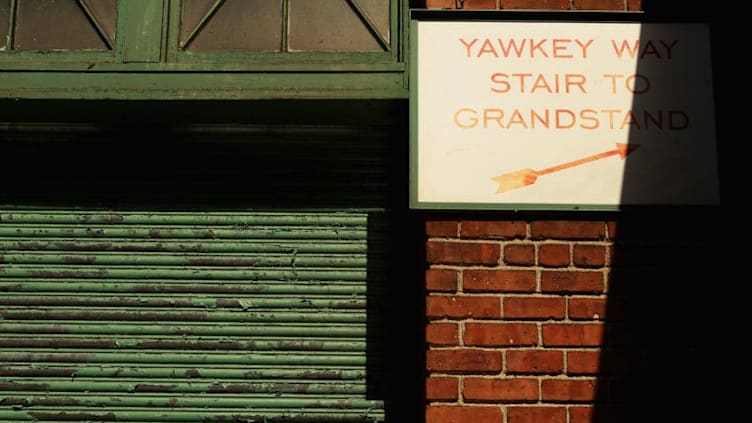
[615,143,639,159]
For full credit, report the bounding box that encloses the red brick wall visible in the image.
[423,216,721,423]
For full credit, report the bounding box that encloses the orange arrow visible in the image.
[492,143,639,194]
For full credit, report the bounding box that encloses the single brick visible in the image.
[464,323,538,346]
[568,298,608,320]
[427,322,459,346]
[426,377,459,401]
[541,378,598,401]
[426,241,501,265]
[461,220,527,239]
[427,349,503,373]
[425,406,503,423]
[500,0,570,9]
[426,220,459,237]
[503,297,566,320]
[507,350,564,374]
[573,0,625,10]
[427,295,501,319]
[426,0,455,8]
[567,351,601,375]
[464,269,536,292]
[542,323,605,347]
[531,221,605,240]
[463,377,539,402]
[507,406,567,423]
[573,245,607,268]
[568,406,594,423]
[538,244,571,267]
[504,244,535,266]
[541,271,605,293]
[426,269,459,292]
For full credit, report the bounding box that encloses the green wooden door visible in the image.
[0,210,386,422]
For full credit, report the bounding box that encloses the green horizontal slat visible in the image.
[0,380,367,394]
[0,395,383,409]
[0,322,365,336]
[0,281,370,294]
[0,336,366,351]
[0,212,369,226]
[0,351,367,365]
[0,365,368,380]
[0,294,366,309]
[0,266,366,281]
[0,239,368,253]
[0,225,367,240]
[0,252,367,267]
[0,409,384,422]
[0,309,366,323]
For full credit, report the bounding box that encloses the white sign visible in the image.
[411,19,720,209]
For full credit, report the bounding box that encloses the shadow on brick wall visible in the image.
[594,1,725,421]
[594,213,723,422]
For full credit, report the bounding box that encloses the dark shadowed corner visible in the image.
[593,1,726,421]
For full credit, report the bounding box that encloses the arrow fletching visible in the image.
[491,168,540,193]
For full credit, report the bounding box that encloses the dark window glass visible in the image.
[288,0,389,52]
[355,0,390,44]
[182,0,283,52]
[14,0,118,51]
[181,0,390,53]
[0,0,9,51]
[81,0,118,46]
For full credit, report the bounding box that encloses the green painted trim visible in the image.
[410,201,628,212]
[0,71,409,100]
[117,0,165,63]
[0,62,406,72]
[400,0,410,88]
[165,0,180,63]
[0,51,113,64]
[408,19,419,209]
[170,51,399,65]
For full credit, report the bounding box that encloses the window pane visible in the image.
[180,0,215,46]
[0,0,8,51]
[358,0,390,44]
[81,0,118,46]
[14,0,110,51]
[182,0,283,52]
[288,0,387,52]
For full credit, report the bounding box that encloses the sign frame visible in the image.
[409,10,721,211]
